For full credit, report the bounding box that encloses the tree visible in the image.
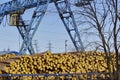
[74,0,120,79]
[106,0,120,79]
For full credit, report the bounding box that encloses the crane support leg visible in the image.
[19,0,51,54]
[17,17,35,54]
[54,0,85,51]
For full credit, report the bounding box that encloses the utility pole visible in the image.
[7,47,10,51]
[48,41,52,52]
[65,40,68,52]
[33,40,39,53]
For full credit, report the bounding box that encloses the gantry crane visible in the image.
[0,0,92,55]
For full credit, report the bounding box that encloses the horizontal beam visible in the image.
[0,0,55,16]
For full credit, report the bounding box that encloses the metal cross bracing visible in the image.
[0,0,90,54]
[54,0,84,52]
[0,0,52,55]
[17,17,35,54]
[19,0,51,54]
[0,0,55,24]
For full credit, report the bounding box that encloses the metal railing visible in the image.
[0,72,109,80]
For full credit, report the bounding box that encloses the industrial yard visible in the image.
[0,0,120,80]
[0,51,118,80]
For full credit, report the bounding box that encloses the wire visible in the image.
[39,30,66,35]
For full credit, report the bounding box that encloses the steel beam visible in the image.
[54,0,84,51]
[19,0,51,54]
[17,17,35,54]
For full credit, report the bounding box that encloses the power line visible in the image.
[39,30,66,35]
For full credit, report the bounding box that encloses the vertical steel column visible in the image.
[54,0,84,51]
[19,0,51,54]
[17,17,35,54]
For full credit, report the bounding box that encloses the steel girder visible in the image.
[0,0,55,24]
[19,0,51,54]
[17,17,35,54]
[54,0,84,51]
[0,0,85,54]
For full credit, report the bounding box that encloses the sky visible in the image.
[0,0,78,53]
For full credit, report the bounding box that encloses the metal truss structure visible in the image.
[0,0,92,54]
